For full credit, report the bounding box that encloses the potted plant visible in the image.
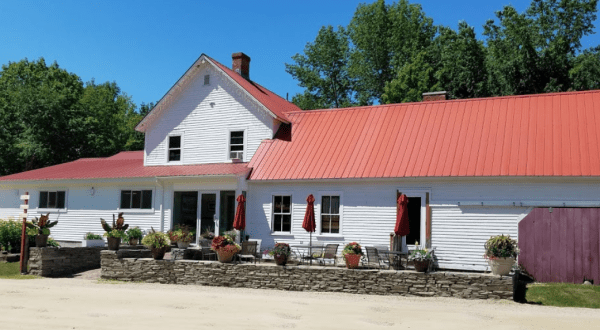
[408,244,435,272]
[26,213,58,247]
[82,232,105,247]
[100,213,129,251]
[484,234,518,276]
[171,226,193,249]
[126,227,143,246]
[211,234,240,263]
[268,243,291,266]
[142,227,171,260]
[342,242,363,269]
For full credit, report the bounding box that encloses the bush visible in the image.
[141,229,170,249]
[84,232,102,240]
[125,227,143,240]
[0,218,23,251]
[47,237,60,247]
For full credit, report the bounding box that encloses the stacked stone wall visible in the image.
[101,251,512,300]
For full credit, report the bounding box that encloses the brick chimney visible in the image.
[232,52,251,80]
[422,91,447,102]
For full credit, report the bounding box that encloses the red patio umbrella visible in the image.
[303,194,316,264]
[395,194,410,237]
[233,194,246,231]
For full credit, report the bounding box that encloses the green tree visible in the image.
[484,0,598,95]
[348,0,436,104]
[286,25,355,109]
[0,58,148,176]
[383,50,439,103]
[570,46,600,90]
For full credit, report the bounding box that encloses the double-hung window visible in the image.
[272,195,291,233]
[168,136,181,162]
[121,190,152,209]
[321,195,340,234]
[39,191,66,209]
[229,131,244,160]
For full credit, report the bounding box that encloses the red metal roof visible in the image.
[249,90,600,180]
[0,151,250,182]
[208,56,300,121]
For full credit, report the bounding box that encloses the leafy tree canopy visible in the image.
[287,0,600,108]
[0,58,150,176]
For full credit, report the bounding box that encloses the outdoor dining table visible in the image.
[290,245,325,265]
[378,250,409,270]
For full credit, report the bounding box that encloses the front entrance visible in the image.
[173,191,199,242]
[173,190,238,241]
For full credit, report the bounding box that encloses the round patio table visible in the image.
[291,245,325,265]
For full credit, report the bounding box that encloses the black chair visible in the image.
[236,241,258,264]
[199,239,216,261]
[317,244,339,266]
[365,246,389,269]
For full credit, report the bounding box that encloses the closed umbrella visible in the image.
[395,194,410,238]
[233,194,246,232]
[303,194,316,264]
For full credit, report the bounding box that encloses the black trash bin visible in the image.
[513,269,535,303]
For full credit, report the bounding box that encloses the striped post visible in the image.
[19,192,29,274]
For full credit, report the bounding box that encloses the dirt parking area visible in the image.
[1,275,599,330]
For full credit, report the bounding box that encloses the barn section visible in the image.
[519,208,600,284]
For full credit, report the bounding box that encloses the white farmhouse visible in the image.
[1,52,599,271]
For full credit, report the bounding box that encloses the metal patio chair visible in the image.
[364,246,389,269]
[316,244,339,266]
[236,241,258,264]
[199,239,217,261]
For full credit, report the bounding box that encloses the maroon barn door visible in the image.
[518,208,600,284]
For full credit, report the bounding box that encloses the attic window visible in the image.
[168,136,181,162]
[204,74,210,85]
[229,131,244,160]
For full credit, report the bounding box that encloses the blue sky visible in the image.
[1,0,598,108]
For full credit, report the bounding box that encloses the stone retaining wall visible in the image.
[101,251,512,300]
[29,247,151,277]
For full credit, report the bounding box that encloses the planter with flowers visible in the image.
[142,228,171,260]
[211,235,240,263]
[171,227,194,249]
[484,234,518,276]
[126,227,143,246]
[268,243,291,266]
[82,232,105,247]
[342,242,363,269]
[27,213,58,247]
[408,244,435,272]
[100,213,129,251]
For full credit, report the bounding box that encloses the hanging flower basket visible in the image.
[344,254,361,269]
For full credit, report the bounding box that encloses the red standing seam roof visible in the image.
[208,56,300,122]
[0,151,250,182]
[249,90,600,180]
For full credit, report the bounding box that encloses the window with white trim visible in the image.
[168,136,181,162]
[39,191,66,209]
[229,131,244,160]
[272,195,291,233]
[120,190,152,209]
[321,195,340,234]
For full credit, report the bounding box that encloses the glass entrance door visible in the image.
[173,191,199,242]
[200,193,217,236]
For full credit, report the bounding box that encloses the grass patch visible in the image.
[0,262,37,279]
[527,283,600,308]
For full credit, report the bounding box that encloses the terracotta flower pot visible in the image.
[274,255,288,266]
[151,246,167,260]
[107,237,121,251]
[414,260,430,272]
[344,254,362,269]
[35,234,49,248]
[216,249,236,263]
[488,257,515,276]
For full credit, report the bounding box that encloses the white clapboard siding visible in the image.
[144,64,275,166]
[431,206,527,271]
[0,189,22,220]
